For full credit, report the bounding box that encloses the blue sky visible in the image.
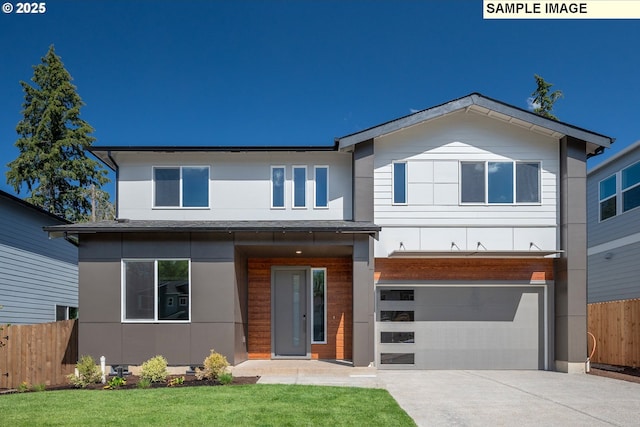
[1,1,638,198]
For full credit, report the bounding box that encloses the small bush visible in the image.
[17,382,29,393]
[167,376,184,387]
[67,355,102,388]
[32,383,46,392]
[140,355,168,383]
[104,376,126,389]
[196,349,229,380]
[218,372,233,385]
[136,378,151,389]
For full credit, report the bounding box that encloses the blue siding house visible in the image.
[0,190,78,324]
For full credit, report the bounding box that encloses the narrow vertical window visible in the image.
[461,162,485,203]
[393,162,407,205]
[293,166,307,208]
[599,175,617,221]
[311,268,326,344]
[487,162,513,204]
[314,166,329,208]
[271,166,285,208]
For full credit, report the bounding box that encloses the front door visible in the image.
[272,268,308,357]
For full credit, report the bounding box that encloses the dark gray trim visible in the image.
[91,143,339,171]
[44,220,381,235]
[337,93,614,152]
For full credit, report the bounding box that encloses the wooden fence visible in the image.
[588,298,640,367]
[0,319,78,389]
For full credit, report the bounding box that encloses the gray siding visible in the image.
[588,145,640,247]
[588,238,640,303]
[0,197,78,324]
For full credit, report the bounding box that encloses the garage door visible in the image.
[376,286,545,369]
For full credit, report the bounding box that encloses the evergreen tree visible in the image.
[530,74,563,120]
[6,45,110,222]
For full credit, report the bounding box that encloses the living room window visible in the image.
[122,260,190,322]
[153,166,209,208]
[460,161,540,204]
[311,268,327,344]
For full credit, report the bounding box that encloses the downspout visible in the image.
[107,151,120,219]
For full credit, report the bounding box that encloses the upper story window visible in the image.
[393,162,407,205]
[460,161,540,204]
[599,160,640,221]
[154,166,209,208]
[292,166,307,209]
[271,166,285,209]
[314,166,329,208]
[122,259,190,322]
[599,175,617,221]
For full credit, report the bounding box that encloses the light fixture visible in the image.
[295,250,302,255]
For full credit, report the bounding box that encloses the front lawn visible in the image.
[0,384,415,426]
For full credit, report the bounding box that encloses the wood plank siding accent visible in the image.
[588,299,640,367]
[247,258,352,360]
[375,258,554,282]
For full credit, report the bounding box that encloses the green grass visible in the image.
[0,384,416,426]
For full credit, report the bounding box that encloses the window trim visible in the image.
[392,161,408,206]
[310,267,327,344]
[313,165,329,209]
[152,166,210,209]
[292,165,307,209]
[459,160,541,205]
[270,165,286,209]
[121,259,191,324]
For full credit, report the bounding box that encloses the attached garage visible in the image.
[376,285,547,370]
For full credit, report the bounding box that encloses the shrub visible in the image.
[104,376,126,389]
[67,355,102,388]
[218,372,233,385]
[136,378,151,389]
[140,355,168,383]
[196,349,229,380]
[167,376,184,387]
[17,382,29,393]
[32,383,46,392]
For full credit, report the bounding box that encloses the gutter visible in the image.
[107,150,120,219]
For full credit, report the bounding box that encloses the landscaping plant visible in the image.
[67,355,102,388]
[140,355,168,383]
[195,349,229,380]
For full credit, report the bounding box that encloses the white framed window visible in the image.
[153,166,209,208]
[311,268,327,344]
[599,174,617,221]
[460,161,540,204]
[271,166,286,209]
[392,161,407,205]
[314,166,329,209]
[622,161,640,213]
[56,305,78,321]
[122,259,191,323]
[292,166,307,209]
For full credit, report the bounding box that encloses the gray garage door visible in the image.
[376,286,545,369]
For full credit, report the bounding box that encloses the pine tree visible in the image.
[6,45,110,222]
[530,74,563,120]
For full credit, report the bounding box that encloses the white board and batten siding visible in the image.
[0,197,78,324]
[373,110,559,257]
[116,151,353,221]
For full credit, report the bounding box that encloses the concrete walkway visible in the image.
[231,361,640,427]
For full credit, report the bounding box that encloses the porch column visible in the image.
[352,235,375,367]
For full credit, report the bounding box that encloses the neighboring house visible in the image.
[587,140,640,303]
[0,190,78,324]
[45,93,613,373]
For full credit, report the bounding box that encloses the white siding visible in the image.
[116,151,352,221]
[373,110,559,256]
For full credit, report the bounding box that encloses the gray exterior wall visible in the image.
[77,231,374,367]
[587,142,640,303]
[555,136,588,370]
[0,194,77,324]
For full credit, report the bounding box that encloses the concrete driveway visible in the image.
[233,361,640,426]
[379,370,640,427]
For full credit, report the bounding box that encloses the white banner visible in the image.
[484,1,640,19]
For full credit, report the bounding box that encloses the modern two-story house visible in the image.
[46,93,613,373]
[587,140,640,303]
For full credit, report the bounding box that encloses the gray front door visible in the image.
[273,269,308,357]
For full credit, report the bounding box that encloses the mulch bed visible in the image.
[2,374,260,393]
